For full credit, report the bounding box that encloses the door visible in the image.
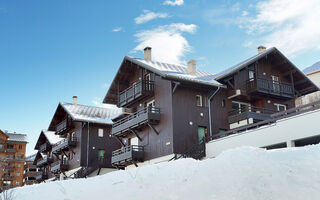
[98,149,105,160]
[146,99,156,113]
[145,73,151,90]
[271,75,280,93]
[198,126,206,144]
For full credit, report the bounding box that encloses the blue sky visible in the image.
[1,0,320,155]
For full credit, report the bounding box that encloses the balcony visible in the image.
[39,143,50,152]
[4,165,15,172]
[2,174,14,181]
[35,171,48,181]
[111,145,144,166]
[228,106,277,124]
[56,118,73,135]
[118,80,155,107]
[36,156,54,167]
[0,147,17,153]
[52,137,77,154]
[111,107,161,137]
[50,160,69,173]
[246,77,294,99]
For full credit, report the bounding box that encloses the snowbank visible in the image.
[13,145,320,200]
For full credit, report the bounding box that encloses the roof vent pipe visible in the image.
[187,60,197,76]
[257,46,267,53]
[73,96,77,105]
[144,47,152,61]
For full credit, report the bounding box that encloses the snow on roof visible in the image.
[60,102,123,125]
[126,56,225,88]
[42,130,63,145]
[303,61,320,75]
[213,47,277,80]
[25,153,37,162]
[6,133,28,143]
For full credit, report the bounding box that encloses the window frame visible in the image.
[196,95,203,107]
[98,129,104,137]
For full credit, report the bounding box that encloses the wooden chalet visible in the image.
[103,46,319,168]
[34,97,122,181]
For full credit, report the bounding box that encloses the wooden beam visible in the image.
[226,80,234,89]
[148,124,159,135]
[115,136,125,146]
[172,81,180,94]
[130,129,142,141]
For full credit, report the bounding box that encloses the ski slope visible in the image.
[13,145,320,200]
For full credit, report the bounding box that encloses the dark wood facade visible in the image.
[34,103,121,181]
[104,47,318,167]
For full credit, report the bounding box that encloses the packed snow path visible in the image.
[13,145,320,200]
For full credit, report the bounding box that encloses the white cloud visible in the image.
[135,10,169,24]
[240,0,320,56]
[112,27,123,32]
[163,0,184,6]
[241,11,248,16]
[132,23,197,64]
[92,97,117,109]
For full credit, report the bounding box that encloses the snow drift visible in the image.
[13,145,320,200]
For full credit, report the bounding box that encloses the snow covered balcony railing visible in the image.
[111,107,160,137]
[118,80,155,107]
[206,100,320,142]
[50,160,69,173]
[36,156,54,167]
[111,145,144,167]
[35,171,48,181]
[39,142,50,153]
[56,118,74,135]
[228,106,277,124]
[246,77,294,99]
[52,136,77,154]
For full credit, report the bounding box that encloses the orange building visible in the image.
[0,129,28,192]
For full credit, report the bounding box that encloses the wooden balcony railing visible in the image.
[36,156,54,167]
[118,80,155,107]
[246,77,294,98]
[56,118,73,135]
[35,171,48,181]
[111,145,144,166]
[228,105,278,124]
[111,107,160,136]
[50,160,69,172]
[0,147,17,153]
[2,174,14,181]
[52,136,77,153]
[39,143,50,152]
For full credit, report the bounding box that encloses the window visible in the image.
[0,144,3,149]
[16,173,20,177]
[271,75,280,92]
[16,181,19,186]
[146,99,156,113]
[7,144,14,149]
[19,145,23,149]
[222,99,226,108]
[98,129,104,137]
[249,70,255,81]
[196,95,203,107]
[17,164,21,168]
[98,150,105,160]
[274,103,286,111]
[130,137,139,146]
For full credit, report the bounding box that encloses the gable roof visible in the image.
[213,47,277,80]
[125,56,224,88]
[34,130,63,150]
[6,133,28,143]
[26,153,37,162]
[213,47,319,96]
[303,61,320,75]
[60,102,123,124]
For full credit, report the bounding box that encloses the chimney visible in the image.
[257,46,267,53]
[144,47,152,61]
[73,96,77,105]
[187,60,196,76]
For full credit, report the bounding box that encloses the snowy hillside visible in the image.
[13,145,320,200]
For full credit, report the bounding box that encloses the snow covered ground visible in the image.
[13,145,320,200]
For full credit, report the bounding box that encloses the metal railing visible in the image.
[228,105,277,117]
[112,145,144,157]
[118,80,154,106]
[207,100,320,142]
[112,107,160,128]
[246,77,294,97]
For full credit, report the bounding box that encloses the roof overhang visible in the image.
[103,56,225,104]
